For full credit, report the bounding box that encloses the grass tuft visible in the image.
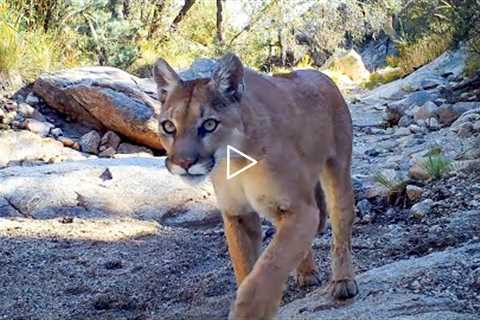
[420,154,453,180]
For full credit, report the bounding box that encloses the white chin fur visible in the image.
[188,163,210,175]
[180,174,208,186]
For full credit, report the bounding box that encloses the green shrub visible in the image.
[387,33,453,76]
[362,67,403,89]
[420,154,453,180]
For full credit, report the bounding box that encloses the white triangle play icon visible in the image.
[227,145,258,180]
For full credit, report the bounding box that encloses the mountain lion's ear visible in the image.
[153,58,181,103]
[211,53,244,101]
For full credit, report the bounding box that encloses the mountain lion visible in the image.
[153,53,357,319]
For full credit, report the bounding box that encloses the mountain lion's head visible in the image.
[153,54,246,185]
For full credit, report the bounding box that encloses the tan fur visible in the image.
[153,54,357,320]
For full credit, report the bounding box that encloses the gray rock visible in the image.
[356,199,372,218]
[473,120,480,131]
[408,124,425,134]
[398,115,413,127]
[414,101,437,121]
[456,123,474,138]
[25,93,40,105]
[33,67,164,150]
[406,91,437,107]
[360,48,465,105]
[426,117,440,130]
[79,130,101,154]
[17,103,35,117]
[394,127,411,136]
[24,119,54,137]
[50,128,63,138]
[98,146,116,158]
[279,243,480,320]
[406,185,424,202]
[100,131,121,151]
[0,157,218,222]
[410,199,434,219]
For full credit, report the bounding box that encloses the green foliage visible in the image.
[1,0,478,83]
[374,172,406,194]
[420,154,453,180]
[362,67,403,89]
[387,33,453,76]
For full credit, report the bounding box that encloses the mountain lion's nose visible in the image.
[171,157,197,170]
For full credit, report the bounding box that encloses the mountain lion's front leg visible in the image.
[223,212,262,285]
[229,201,319,320]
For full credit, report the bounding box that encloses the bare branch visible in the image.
[169,0,197,32]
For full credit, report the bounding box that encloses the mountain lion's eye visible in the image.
[161,120,176,135]
[201,119,219,133]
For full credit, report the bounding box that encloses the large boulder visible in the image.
[33,62,220,151]
[33,67,164,149]
[361,48,466,104]
[0,157,219,227]
[279,243,480,320]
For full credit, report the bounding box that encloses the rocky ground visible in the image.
[1,50,479,320]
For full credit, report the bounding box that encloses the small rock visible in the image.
[414,101,437,121]
[24,119,53,137]
[405,91,436,107]
[100,131,121,151]
[99,168,113,181]
[99,146,116,158]
[356,199,372,218]
[394,127,411,136]
[410,199,434,219]
[406,185,424,202]
[59,216,74,224]
[408,124,425,134]
[398,115,413,127]
[457,123,474,138]
[473,121,480,131]
[25,93,40,105]
[17,103,35,117]
[50,128,63,138]
[409,163,430,181]
[436,104,456,126]
[79,130,101,154]
[57,136,75,148]
[426,117,440,130]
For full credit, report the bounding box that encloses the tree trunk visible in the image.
[123,0,130,18]
[170,0,196,32]
[147,0,166,39]
[216,0,224,44]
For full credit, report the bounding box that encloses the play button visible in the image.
[226,145,258,180]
